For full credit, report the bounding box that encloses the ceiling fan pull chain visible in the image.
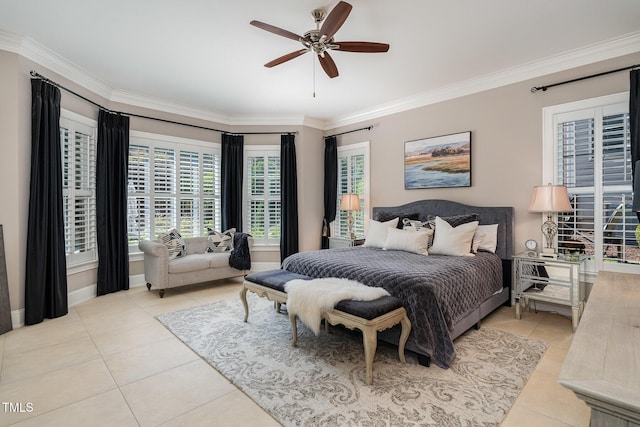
[313,53,316,98]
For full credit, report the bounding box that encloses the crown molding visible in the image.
[10,33,114,100]
[0,30,22,53]
[325,31,640,129]
[110,89,233,125]
[3,29,639,132]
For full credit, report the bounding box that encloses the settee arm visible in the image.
[138,240,169,290]
[139,240,168,258]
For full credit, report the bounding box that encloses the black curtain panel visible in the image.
[221,134,244,231]
[25,79,68,325]
[630,70,640,219]
[322,136,338,249]
[280,134,299,262]
[96,110,130,296]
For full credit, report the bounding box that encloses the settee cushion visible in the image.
[208,252,231,268]
[168,254,212,274]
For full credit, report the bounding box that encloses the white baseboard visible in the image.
[10,273,149,329]
[11,309,23,329]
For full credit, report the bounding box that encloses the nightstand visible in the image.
[328,236,364,249]
[513,253,586,331]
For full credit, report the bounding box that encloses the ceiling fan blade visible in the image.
[318,51,339,78]
[319,1,352,40]
[333,41,390,53]
[264,49,309,68]
[250,20,302,42]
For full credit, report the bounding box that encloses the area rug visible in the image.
[156,294,547,426]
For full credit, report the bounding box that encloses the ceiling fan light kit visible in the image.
[250,1,390,81]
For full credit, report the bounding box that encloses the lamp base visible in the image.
[540,247,557,259]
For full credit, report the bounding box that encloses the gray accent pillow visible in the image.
[374,211,420,229]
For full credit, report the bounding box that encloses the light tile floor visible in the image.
[0,279,591,426]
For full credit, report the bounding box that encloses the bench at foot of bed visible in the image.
[242,269,412,385]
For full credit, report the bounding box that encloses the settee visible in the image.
[139,235,253,297]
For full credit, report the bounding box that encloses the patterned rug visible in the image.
[156,294,547,426]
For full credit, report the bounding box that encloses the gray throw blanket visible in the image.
[229,233,251,270]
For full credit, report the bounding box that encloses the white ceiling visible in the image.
[1,0,640,127]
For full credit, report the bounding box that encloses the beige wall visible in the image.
[0,50,22,311]
[2,47,639,315]
[0,52,324,313]
[327,52,640,255]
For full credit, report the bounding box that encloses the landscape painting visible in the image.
[404,131,471,189]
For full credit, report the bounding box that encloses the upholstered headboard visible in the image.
[372,199,514,261]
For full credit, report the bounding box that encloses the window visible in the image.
[127,132,221,249]
[544,93,639,273]
[335,142,370,238]
[245,146,280,246]
[60,110,97,267]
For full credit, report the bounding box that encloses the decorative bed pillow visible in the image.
[429,216,479,256]
[158,228,186,260]
[207,227,236,252]
[473,224,499,253]
[383,228,432,255]
[374,211,419,229]
[426,213,479,229]
[363,218,399,248]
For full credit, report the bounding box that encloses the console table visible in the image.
[558,271,640,426]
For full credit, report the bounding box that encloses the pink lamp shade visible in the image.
[339,194,361,211]
[528,184,573,213]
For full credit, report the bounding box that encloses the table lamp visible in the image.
[339,194,361,239]
[528,184,573,258]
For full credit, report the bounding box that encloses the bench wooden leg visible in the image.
[240,287,249,322]
[362,326,377,385]
[398,314,411,364]
[290,313,298,347]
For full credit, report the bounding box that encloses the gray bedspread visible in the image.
[282,247,503,368]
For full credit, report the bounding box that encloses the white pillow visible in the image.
[363,218,399,248]
[383,228,433,255]
[473,224,499,253]
[429,216,479,256]
[472,232,487,253]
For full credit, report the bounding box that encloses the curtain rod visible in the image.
[29,70,297,136]
[530,64,640,93]
[324,125,372,139]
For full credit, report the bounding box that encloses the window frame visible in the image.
[244,145,281,249]
[542,92,640,275]
[127,131,221,254]
[334,141,370,239]
[60,109,98,272]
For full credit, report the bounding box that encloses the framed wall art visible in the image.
[404,131,471,189]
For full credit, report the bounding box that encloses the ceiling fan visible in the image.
[250,1,389,79]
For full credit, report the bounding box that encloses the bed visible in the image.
[281,199,514,368]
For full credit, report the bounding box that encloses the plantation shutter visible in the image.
[556,116,596,255]
[179,150,200,237]
[202,152,221,232]
[128,144,151,245]
[60,117,97,265]
[555,104,634,266]
[154,147,177,236]
[336,149,366,238]
[246,149,281,245]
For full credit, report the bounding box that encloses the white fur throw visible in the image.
[284,277,390,335]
